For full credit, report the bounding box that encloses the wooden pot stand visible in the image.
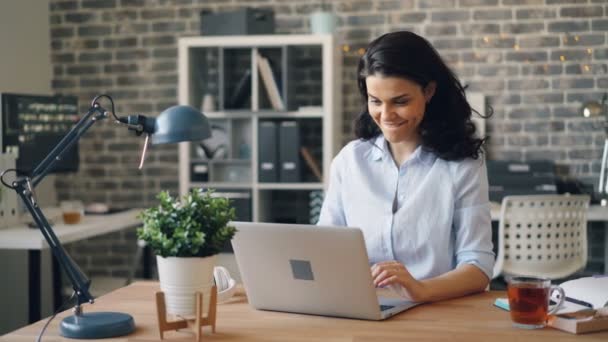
[155,286,217,342]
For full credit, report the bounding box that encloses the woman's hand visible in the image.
[371,260,427,302]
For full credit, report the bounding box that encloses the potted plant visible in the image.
[137,189,236,317]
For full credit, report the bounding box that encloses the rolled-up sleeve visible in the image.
[452,157,495,280]
[318,152,346,226]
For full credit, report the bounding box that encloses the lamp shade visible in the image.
[152,105,211,145]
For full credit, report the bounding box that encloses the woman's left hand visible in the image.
[371,260,426,302]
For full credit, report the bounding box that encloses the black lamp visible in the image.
[580,93,608,205]
[0,95,211,339]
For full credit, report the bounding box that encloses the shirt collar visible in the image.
[368,135,435,166]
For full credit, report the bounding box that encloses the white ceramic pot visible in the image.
[156,255,216,317]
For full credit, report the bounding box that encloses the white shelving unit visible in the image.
[178,34,342,223]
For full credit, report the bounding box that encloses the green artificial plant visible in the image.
[137,189,236,258]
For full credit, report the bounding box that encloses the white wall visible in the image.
[0,0,54,334]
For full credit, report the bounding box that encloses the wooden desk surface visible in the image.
[3,281,607,341]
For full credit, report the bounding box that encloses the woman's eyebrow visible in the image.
[367,93,411,100]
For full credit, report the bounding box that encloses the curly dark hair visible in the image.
[354,31,489,161]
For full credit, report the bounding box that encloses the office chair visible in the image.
[493,194,590,280]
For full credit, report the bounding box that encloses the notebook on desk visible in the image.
[231,221,420,320]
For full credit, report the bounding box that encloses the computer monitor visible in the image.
[1,93,79,175]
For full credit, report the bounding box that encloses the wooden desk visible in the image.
[491,203,608,274]
[0,209,142,323]
[4,282,607,341]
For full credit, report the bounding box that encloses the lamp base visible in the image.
[60,312,135,339]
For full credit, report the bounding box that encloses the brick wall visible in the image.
[48,0,607,277]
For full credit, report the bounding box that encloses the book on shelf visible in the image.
[256,52,285,111]
[258,121,279,182]
[278,121,300,182]
[300,147,322,182]
[227,69,251,109]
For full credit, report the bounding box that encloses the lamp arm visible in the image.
[13,180,94,306]
[1,101,119,306]
[3,103,113,306]
[31,104,107,187]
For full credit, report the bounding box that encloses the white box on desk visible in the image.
[0,153,19,229]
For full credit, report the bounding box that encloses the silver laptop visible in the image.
[231,221,420,320]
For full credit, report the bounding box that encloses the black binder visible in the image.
[258,121,278,182]
[279,120,301,182]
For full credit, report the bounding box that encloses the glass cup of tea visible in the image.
[60,200,84,224]
[506,276,565,329]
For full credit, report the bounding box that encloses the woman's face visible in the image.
[366,75,435,145]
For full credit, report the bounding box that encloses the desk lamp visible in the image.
[581,92,608,206]
[0,94,211,339]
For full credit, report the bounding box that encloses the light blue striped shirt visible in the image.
[318,135,495,280]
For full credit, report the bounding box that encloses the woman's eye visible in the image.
[369,99,381,104]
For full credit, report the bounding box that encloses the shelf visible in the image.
[204,110,323,119]
[191,182,253,189]
[179,34,341,223]
[257,183,324,190]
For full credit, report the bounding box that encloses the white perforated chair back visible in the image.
[493,195,590,280]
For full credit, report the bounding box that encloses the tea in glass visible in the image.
[60,200,84,224]
[506,276,565,329]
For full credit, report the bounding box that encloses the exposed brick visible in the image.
[65,12,97,23]
[562,34,605,46]
[51,27,75,39]
[419,0,455,8]
[522,93,564,104]
[152,22,186,33]
[560,6,603,18]
[78,51,112,62]
[502,0,543,4]
[473,9,512,20]
[82,0,117,9]
[547,0,589,4]
[548,20,589,32]
[432,38,473,49]
[424,24,458,36]
[476,37,516,49]
[519,36,560,48]
[552,78,594,90]
[592,19,608,31]
[103,37,138,48]
[521,64,562,76]
[502,22,544,34]
[553,107,582,118]
[505,51,547,62]
[78,25,112,37]
[460,23,500,35]
[551,49,594,62]
[346,14,387,26]
[397,12,427,23]
[459,0,499,6]
[516,9,557,19]
[430,10,470,22]
[50,0,78,11]
[509,107,551,119]
[508,79,550,91]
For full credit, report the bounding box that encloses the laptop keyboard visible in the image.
[380,305,395,311]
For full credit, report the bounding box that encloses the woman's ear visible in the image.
[424,81,437,103]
